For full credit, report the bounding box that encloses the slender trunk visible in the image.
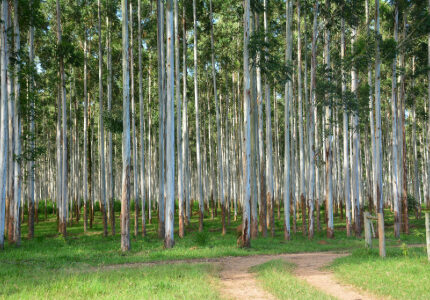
[241,0,251,248]
[157,0,165,238]
[193,0,204,231]
[180,6,187,237]
[106,4,115,235]
[341,19,351,237]
[121,0,131,251]
[375,0,386,257]
[28,4,35,239]
[56,0,67,238]
[283,0,292,240]
[297,0,306,236]
[98,0,108,237]
[138,0,146,237]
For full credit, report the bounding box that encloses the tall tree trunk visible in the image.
[98,0,108,237]
[391,4,400,238]
[121,0,131,251]
[12,0,21,245]
[324,0,333,238]
[375,0,386,257]
[179,6,187,237]
[0,0,8,249]
[193,0,204,231]
[106,3,115,236]
[241,0,251,248]
[297,0,306,236]
[138,0,146,237]
[28,3,35,239]
[341,18,351,237]
[83,29,89,233]
[56,0,67,238]
[308,0,318,240]
[129,0,139,238]
[209,0,225,235]
[164,0,175,249]
[157,0,165,238]
[284,0,292,240]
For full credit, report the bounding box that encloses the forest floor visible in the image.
[1,203,429,299]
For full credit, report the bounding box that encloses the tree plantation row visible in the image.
[0,0,429,255]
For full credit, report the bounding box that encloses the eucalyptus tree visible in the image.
[284,0,293,240]
[56,0,68,238]
[121,0,131,252]
[241,0,252,248]
[179,3,187,237]
[98,0,108,237]
[193,0,204,231]
[375,0,386,257]
[209,0,225,235]
[165,0,175,249]
[157,0,165,238]
[0,0,8,249]
[138,0,146,237]
[297,0,306,236]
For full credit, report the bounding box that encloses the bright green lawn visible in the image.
[1,263,220,300]
[0,202,428,299]
[251,259,335,300]
[331,247,430,300]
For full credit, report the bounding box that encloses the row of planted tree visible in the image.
[0,0,429,256]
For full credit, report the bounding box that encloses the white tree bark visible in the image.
[0,0,8,248]
[165,0,175,249]
[283,0,292,240]
[193,0,204,231]
[241,0,251,248]
[121,0,131,251]
[98,0,108,237]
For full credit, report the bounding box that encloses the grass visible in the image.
[1,262,220,300]
[251,259,335,300]
[330,247,430,300]
[0,202,428,299]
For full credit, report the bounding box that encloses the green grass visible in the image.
[1,202,428,299]
[330,247,430,300]
[251,259,335,300]
[1,262,220,300]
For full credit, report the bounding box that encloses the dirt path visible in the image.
[98,252,379,300]
[216,252,379,300]
[286,252,378,300]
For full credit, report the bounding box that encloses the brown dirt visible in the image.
[94,252,382,300]
[217,252,380,300]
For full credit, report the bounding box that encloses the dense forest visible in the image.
[0,0,429,259]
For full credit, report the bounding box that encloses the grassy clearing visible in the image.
[1,263,220,300]
[251,259,335,300]
[1,203,428,299]
[330,247,430,300]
